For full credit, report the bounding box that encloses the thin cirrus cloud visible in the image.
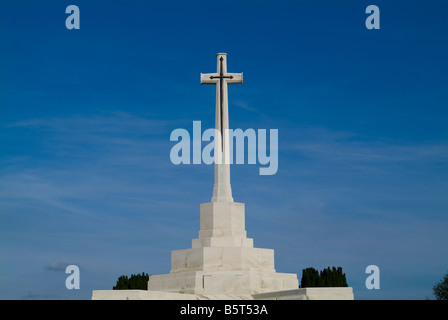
[46,262,69,271]
[282,126,448,163]
[232,100,256,112]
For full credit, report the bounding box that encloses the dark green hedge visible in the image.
[300,266,348,288]
[113,272,150,290]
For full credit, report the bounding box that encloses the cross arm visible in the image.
[200,73,243,85]
[225,73,243,85]
[200,73,219,85]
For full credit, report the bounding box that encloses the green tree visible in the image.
[336,266,348,287]
[113,272,150,290]
[318,268,327,287]
[300,267,320,288]
[433,270,448,300]
[300,266,348,288]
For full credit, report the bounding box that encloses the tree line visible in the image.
[300,266,348,288]
[113,272,150,290]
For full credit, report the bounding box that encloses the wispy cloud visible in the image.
[46,262,69,271]
[284,126,448,163]
[1,112,204,221]
[232,100,256,112]
[4,111,181,171]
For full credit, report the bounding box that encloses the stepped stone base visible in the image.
[148,270,298,295]
[146,201,299,296]
[92,287,354,300]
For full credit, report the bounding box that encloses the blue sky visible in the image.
[1,0,447,299]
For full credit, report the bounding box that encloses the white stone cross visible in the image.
[201,53,243,202]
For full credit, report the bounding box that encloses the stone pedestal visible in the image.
[147,201,299,295]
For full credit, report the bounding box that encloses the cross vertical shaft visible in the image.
[200,53,243,202]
